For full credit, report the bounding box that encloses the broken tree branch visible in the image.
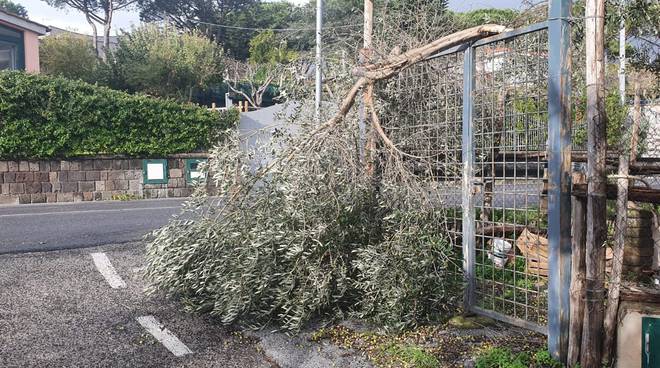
[217,25,507,213]
[353,24,507,80]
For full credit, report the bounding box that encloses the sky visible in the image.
[17,0,524,35]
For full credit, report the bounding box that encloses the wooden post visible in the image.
[581,0,608,367]
[363,0,375,175]
[568,170,587,367]
[602,82,638,365]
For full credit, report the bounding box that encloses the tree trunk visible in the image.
[602,82,638,365]
[581,1,608,367]
[103,2,114,62]
[568,171,587,367]
[85,14,100,58]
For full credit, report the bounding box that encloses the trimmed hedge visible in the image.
[0,72,238,159]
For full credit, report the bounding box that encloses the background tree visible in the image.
[224,30,297,108]
[248,30,297,65]
[111,24,224,101]
[43,0,137,59]
[137,0,258,59]
[40,34,99,82]
[453,8,519,28]
[0,0,28,17]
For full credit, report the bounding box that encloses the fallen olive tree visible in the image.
[145,24,505,331]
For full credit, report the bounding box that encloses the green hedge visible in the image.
[0,72,239,159]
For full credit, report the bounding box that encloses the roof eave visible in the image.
[0,10,50,35]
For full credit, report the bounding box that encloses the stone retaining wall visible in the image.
[0,156,210,205]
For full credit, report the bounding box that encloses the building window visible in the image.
[0,42,16,70]
[0,24,23,71]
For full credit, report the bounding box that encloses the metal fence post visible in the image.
[547,0,572,361]
[461,46,476,313]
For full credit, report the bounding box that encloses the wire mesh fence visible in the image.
[606,98,660,289]
[377,26,552,331]
[471,28,550,328]
[377,50,465,278]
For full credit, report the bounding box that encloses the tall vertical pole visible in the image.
[315,0,323,121]
[582,0,608,367]
[602,3,628,364]
[363,0,374,173]
[618,2,626,105]
[547,0,572,362]
[461,46,476,314]
[363,0,373,51]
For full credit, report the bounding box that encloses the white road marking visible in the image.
[0,206,181,218]
[136,316,193,357]
[90,252,127,289]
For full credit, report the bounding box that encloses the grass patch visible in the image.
[111,193,141,201]
[311,322,546,368]
[385,344,440,368]
[475,347,562,368]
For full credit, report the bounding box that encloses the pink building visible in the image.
[0,10,49,73]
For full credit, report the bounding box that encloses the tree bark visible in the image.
[602,82,638,365]
[568,171,587,367]
[353,24,506,80]
[102,1,113,62]
[581,1,608,367]
[85,13,100,58]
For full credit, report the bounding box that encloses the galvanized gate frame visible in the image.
[447,0,571,361]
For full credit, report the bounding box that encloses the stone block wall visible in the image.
[0,155,209,205]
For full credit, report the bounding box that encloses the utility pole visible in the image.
[581,0,608,367]
[315,0,323,121]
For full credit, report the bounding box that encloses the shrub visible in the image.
[0,72,238,159]
[40,34,100,83]
[111,24,224,102]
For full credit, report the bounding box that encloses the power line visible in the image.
[194,20,361,32]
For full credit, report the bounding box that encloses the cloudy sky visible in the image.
[18,0,524,35]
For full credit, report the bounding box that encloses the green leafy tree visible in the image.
[453,8,519,28]
[40,34,99,83]
[0,0,27,17]
[221,1,301,60]
[248,30,297,65]
[572,0,660,76]
[111,24,224,102]
[224,30,297,108]
[136,0,260,59]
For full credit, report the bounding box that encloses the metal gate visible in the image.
[465,24,551,333]
[379,1,572,360]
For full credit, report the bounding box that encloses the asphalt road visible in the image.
[0,242,372,368]
[0,199,188,254]
[0,243,274,368]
